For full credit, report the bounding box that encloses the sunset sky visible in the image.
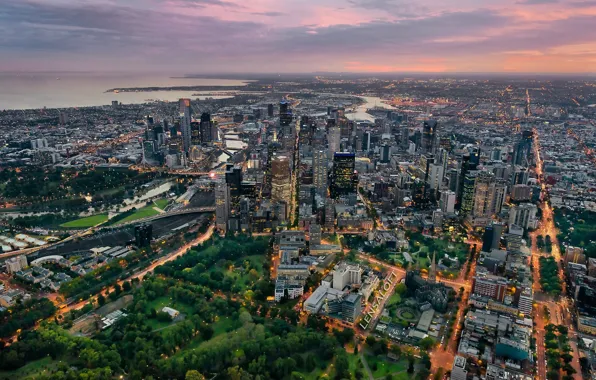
[1,0,596,73]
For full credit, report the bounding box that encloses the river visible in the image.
[346,95,396,122]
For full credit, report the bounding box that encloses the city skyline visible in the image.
[1,0,596,74]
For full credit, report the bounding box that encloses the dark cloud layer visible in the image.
[1,0,596,72]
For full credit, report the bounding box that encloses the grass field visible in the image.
[153,199,169,210]
[144,296,194,330]
[365,354,408,378]
[113,204,161,225]
[60,214,108,228]
[387,292,401,307]
[0,357,60,380]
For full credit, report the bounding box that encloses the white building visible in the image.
[451,355,468,380]
[332,262,363,290]
[5,255,27,274]
[518,287,533,316]
[508,203,538,231]
[440,190,456,213]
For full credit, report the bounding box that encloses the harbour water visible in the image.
[0,72,249,110]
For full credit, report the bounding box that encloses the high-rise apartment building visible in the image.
[440,190,456,213]
[215,181,230,232]
[422,120,438,154]
[313,150,328,197]
[328,126,341,158]
[178,98,191,154]
[271,155,291,202]
[472,172,507,219]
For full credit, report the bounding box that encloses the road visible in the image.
[531,128,582,380]
[358,254,471,291]
[57,224,215,316]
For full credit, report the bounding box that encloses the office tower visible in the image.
[428,163,444,193]
[469,147,480,166]
[328,126,341,158]
[215,181,230,232]
[142,140,156,164]
[271,155,291,202]
[342,293,363,323]
[268,103,274,118]
[460,170,478,217]
[472,172,507,219]
[482,222,504,252]
[193,112,213,145]
[178,98,192,153]
[457,153,478,209]
[331,152,356,198]
[279,100,292,127]
[225,163,243,197]
[440,190,456,213]
[400,125,410,150]
[511,166,529,185]
[134,224,153,247]
[153,125,165,146]
[313,150,328,197]
[422,120,438,153]
[448,169,459,193]
[508,203,538,230]
[512,130,534,166]
[380,144,391,163]
[362,131,372,152]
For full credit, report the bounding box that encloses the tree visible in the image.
[122,281,132,292]
[407,359,415,374]
[185,370,205,380]
[419,337,436,350]
[390,344,402,358]
[97,294,106,306]
[394,283,407,295]
[335,353,350,379]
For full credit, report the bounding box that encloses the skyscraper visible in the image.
[215,181,230,233]
[512,130,534,166]
[401,125,409,150]
[457,153,478,209]
[482,222,504,252]
[313,150,328,197]
[178,98,191,154]
[279,100,293,127]
[267,103,274,118]
[328,126,341,158]
[200,112,214,143]
[440,190,456,213]
[422,120,438,154]
[472,172,507,219]
[331,152,356,198]
[271,155,291,202]
[460,170,478,217]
